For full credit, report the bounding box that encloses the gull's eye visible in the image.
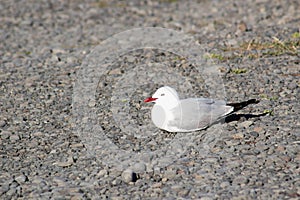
[161,93,165,96]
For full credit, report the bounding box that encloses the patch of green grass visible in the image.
[92,0,126,8]
[205,53,226,61]
[94,0,108,7]
[16,51,31,56]
[230,68,247,74]
[24,51,31,55]
[218,34,300,61]
[292,32,300,39]
[263,109,274,115]
[260,94,268,99]
[259,94,278,101]
[269,96,279,101]
[173,56,186,61]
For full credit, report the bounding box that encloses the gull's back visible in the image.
[168,98,233,132]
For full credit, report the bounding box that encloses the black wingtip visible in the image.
[247,99,260,104]
[227,99,260,112]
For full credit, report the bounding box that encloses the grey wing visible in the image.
[169,98,233,131]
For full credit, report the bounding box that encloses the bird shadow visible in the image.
[224,112,268,123]
[207,112,269,129]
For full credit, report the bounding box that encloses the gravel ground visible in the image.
[1,0,299,199]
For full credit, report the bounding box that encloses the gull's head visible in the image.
[144,86,179,108]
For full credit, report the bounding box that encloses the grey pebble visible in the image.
[238,121,254,129]
[121,169,137,183]
[97,169,108,177]
[9,134,20,142]
[273,69,282,74]
[132,162,146,173]
[164,169,177,179]
[170,185,183,192]
[53,177,67,187]
[233,175,249,185]
[0,184,10,195]
[1,130,11,139]
[31,132,43,137]
[0,120,6,127]
[220,181,230,188]
[5,188,17,197]
[15,174,27,184]
[126,55,136,63]
[178,189,190,197]
[111,178,122,186]
[32,177,46,185]
[249,131,259,138]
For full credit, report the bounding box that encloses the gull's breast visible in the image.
[151,105,169,130]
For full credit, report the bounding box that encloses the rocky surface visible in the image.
[1,0,299,199]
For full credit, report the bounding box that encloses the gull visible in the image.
[144,86,259,132]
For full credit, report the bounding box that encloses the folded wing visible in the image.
[169,98,233,131]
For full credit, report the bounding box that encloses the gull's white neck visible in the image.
[151,98,179,131]
[155,97,179,110]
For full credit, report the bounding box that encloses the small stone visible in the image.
[66,56,78,64]
[6,188,16,197]
[227,39,238,46]
[152,182,162,188]
[109,168,122,177]
[71,194,84,200]
[0,120,6,127]
[32,177,45,184]
[194,174,203,181]
[178,189,189,197]
[204,157,218,163]
[233,175,249,185]
[15,175,27,184]
[273,69,282,74]
[232,195,248,200]
[69,143,84,148]
[249,131,259,138]
[1,131,11,139]
[53,177,67,187]
[294,152,300,162]
[121,169,137,183]
[288,82,297,90]
[238,21,248,32]
[225,140,240,146]
[220,181,230,188]
[10,134,20,142]
[232,133,244,139]
[153,166,161,174]
[52,48,66,54]
[164,169,176,179]
[200,197,213,200]
[111,196,124,200]
[276,145,285,152]
[0,183,9,194]
[171,185,182,192]
[132,163,146,173]
[108,68,123,75]
[111,178,122,186]
[53,157,74,167]
[97,169,108,177]
[126,55,136,63]
[32,132,43,137]
[239,121,253,128]
[88,100,96,107]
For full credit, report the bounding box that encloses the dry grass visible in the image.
[208,32,300,61]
